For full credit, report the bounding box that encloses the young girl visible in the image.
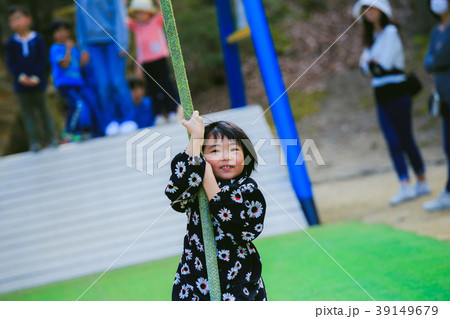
[165,111,267,301]
[423,0,450,210]
[353,0,430,205]
[127,0,179,125]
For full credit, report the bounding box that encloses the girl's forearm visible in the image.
[185,137,203,157]
[203,165,221,200]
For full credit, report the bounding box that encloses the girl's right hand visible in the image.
[181,110,204,139]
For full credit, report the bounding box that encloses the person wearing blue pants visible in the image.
[423,0,450,210]
[76,0,138,136]
[353,0,430,205]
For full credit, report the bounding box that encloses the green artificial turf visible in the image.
[1,222,449,301]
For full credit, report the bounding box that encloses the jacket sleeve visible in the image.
[115,0,129,51]
[165,151,206,212]
[209,178,266,245]
[5,40,20,79]
[424,27,450,72]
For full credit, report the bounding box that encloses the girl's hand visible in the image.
[181,110,204,139]
[183,111,204,157]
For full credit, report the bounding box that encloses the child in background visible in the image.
[128,77,155,128]
[165,111,267,301]
[128,0,180,125]
[6,6,57,152]
[49,19,102,142]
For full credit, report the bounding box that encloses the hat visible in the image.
[352,0,393,19]
[129,0,157,14]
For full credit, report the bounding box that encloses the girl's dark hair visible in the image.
[362,9,398,47]
[50,19,71,35]
[203,121,258,177]
[128,76,145,90]
[7,5,30,17]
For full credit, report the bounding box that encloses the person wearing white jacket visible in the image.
[353,0,430,205]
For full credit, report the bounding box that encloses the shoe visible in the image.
[119,120,138,134]
[168,112,178,123]
[30,142,41,152]
[415,181,431,197]
[390,183,415,206]
[423,190,450,211]
[154,115,166,126]
[105,121,120,136]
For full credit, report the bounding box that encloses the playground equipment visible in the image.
[215,0,320,226]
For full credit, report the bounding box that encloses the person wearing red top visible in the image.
[128,0,179,125]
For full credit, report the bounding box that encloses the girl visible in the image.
[423,0,450,210]
[165,111,267,301]
[353,0,430,205]
[127,0,179,125]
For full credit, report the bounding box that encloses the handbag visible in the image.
[428,90,445,117]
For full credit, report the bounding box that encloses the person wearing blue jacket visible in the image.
[6,6,57,152]
[75,0,137,136]
[128,77,155,128]
[49,19,103,141]
[423,0,450,210]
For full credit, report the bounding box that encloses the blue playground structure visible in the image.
[215,0,320,225]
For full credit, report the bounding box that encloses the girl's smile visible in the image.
[203,136,245,180]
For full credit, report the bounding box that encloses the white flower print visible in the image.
[174,161,186,178]
[191,294,200,301]
[234,261,242,270]
[194,257,203,271]
[240,183,254,192]
[240,210,246,219]
[258,278,264,288]
[188,172,202,187]
[245,272,252,282]
[230,189,243,203]
[196,277,209,295]
[238,177,246,185]
[166,180,178,193]
[236,246,247,259]
[222,293,235,301]
[179,285,189,299]
[220,185,230,192]
[192,212,199,226]
[174,272,180,285]
[243,287,249,296]
[254,223,264,232]
[190,233,199,245]
[215,227,224,241]
[246,200,263,218]
[212,194,221,202]
[218,249,230,262]
[227,266,239,280]
[196,240,204,252]
[248,245,256,254]
[181,263,190,275]
[188,155,202,165]
[242,231,255,242]
[184,249,193,261]
[218,208,232,222]
[226,233,235,243]
[181,192,191,200]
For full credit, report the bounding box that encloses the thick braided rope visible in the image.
[160,0,221,301]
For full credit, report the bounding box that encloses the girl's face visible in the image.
[363,6,382,24]
[133,11,153,23]
[203,136,245,180]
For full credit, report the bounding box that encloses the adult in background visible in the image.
[423,0,450,211]
[353,0,430,206]
[75,0,138,136]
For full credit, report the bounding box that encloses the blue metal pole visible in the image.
[242,0,319,225]
[215,0,247,108]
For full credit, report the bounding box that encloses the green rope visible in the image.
[160,0,222,301]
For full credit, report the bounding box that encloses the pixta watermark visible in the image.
[126,130,325,175]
